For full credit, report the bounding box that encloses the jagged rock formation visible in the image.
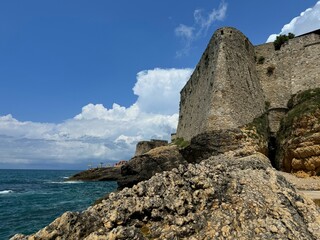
[12,153,320,240]
[276,88,320,176]
[119,145,186,189]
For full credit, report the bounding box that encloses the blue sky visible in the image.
[0,0,319,169]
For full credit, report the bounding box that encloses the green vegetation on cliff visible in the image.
[273,33,295,50]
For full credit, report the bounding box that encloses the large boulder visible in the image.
[12,153,320,239]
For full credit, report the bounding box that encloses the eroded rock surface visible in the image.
[12,153,320,240]
[181,118,268,164]
[276,88,320,176]
[118,145,187,189]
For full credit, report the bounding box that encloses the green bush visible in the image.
[273,33,295,50]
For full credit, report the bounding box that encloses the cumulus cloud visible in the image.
[175,1,227,56]
[267,1,320,42]
[0,68,193,169]
[133,68,192,115]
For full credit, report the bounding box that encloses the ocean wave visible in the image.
[49,181,83,184]
[0,190,14,194]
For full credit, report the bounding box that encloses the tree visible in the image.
[273,33,295,50]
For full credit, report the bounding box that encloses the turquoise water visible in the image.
[0,169,117,239]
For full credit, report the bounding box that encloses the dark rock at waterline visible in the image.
[68,167,123,182]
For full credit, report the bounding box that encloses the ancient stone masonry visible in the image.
[177,27,320,140]
[255,29,320,133]
[177,27,265,141]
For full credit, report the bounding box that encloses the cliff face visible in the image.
[276,89,320,176]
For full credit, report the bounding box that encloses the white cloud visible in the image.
[0,68,193,169]
[175,1,227,56]
[133,68,192,115]
[267,1,320,42]
[175,24,195,40]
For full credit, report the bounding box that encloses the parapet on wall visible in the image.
[255,29,320,133]
[176,27,265,141]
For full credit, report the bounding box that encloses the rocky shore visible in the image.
[12,153,320,239]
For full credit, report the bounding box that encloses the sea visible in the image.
[0,169,117,239]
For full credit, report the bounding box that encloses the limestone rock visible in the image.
[118,145,187,189]
[276,88,320,176]
[181,121,268,164]
[12,153,320,240]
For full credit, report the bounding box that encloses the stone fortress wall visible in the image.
[255,29,320,133]
[176,27,265,141]
[177,27,320,140]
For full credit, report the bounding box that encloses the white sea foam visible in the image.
[49,181,83,184]
[0,190,14,194]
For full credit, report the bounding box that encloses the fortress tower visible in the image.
[176,27,265,141]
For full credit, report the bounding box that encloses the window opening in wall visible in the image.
[221,30,224,35]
